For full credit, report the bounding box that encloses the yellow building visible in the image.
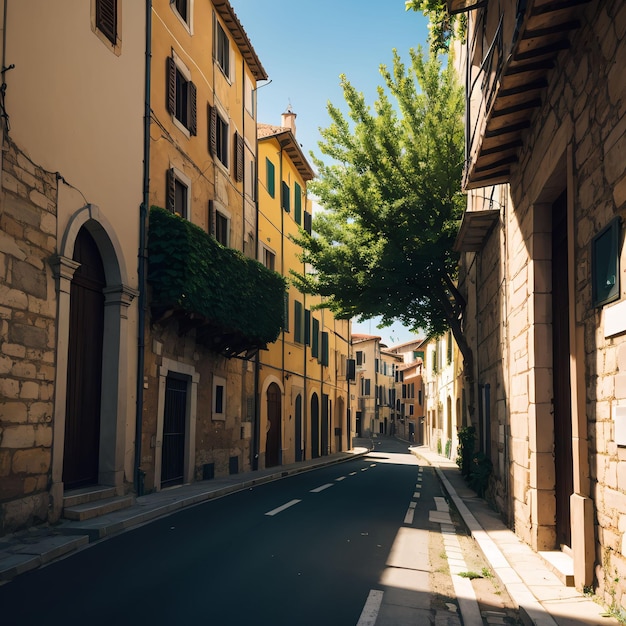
[142,0,282,491]
[257,110,352,466]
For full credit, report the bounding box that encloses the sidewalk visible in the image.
[410,444,621,626]
[0,444,371,583]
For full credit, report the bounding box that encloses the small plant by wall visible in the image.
[456,425,475,477]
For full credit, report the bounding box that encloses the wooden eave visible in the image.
[259,128,315,182]
[213,0,268,81]
[454,209,500,252]
[464,0,590,189]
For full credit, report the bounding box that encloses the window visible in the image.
[167,54,197,136]
[294,182,302,224]
[209,200,230,245]
[266,158,275,198]
[356,351,364,365]
[409,405,414,416]
[95,0,117,45]
[213,14,230,79]
[304,211,312,235]
[244,148,256,201]
[362,379,371,396]
[215,212,229,246]
[244,73,255,117]
[172,0,194,31]
[294,300,304,344]
[212,376,226,420]
[208,105,229,168]
[262,247,275,270]
[592,216,621,307]
[166,168,190,218]
[281,181,290,212]
[311,318,320,358]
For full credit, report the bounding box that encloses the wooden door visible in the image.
[311,393,320,458]
[265,383,281,468]
[161,375,187,487]
[552,190,573,548]
[63,228,105,489]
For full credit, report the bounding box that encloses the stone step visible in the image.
[63,485,117,508]
[538,550,575,587]
[63,495,135,522]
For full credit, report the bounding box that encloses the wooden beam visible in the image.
[499,79,548,97]
[492,98,542,118]
[522,21,581,39]
[485,120,530,138]
[514,39,570,61]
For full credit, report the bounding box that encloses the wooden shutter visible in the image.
[166,168,176,213]
[208,104,217,156]
[281,181,290,212]
[189,81,197,136]
[96,0,117,45]
[166,57,176,116]
[321,332,329,366]
[294,300,303,343]
[294,182,302,224]
[304,211,312,234]
[304,309,311,345]
[234,132,244,182]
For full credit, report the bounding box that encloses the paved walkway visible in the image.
[0,438,621,626]
[409,444,621,626]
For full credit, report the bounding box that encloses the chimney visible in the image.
[281,104,296,136]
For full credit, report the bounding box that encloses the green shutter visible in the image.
[266,158,275,198]
[283,292,289,331]
[311,318,319,358]
[321,331,329,366]
[294,300,303,343]
[294,182,302,224]
[304,309,311,345]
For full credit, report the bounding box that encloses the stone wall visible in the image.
[0,139,57,535]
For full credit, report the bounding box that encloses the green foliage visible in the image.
[148,206,286,352]
[291,48,465,339]
[437,437,442,455]
[405,0,467,54]
[467,451,492,498]
[456,425,475,476]
[445,438,452,458]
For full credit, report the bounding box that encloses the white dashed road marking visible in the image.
[310,483,334,493]
[356,589,384,626]
[264,499,301,516]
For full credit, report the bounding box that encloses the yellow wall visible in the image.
[258,131,351,465]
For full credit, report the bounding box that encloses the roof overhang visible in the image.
[464,0,590,189]
[454,209,500,252]
[213,1,268,81]
[447,0,487,15]
[259,129,315,182]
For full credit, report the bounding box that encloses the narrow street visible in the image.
[0,438,521,626]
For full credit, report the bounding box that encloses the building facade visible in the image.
[0,1,144,534]
[453,0,626,604]
[257,111,352,464]
[142,0,277,492]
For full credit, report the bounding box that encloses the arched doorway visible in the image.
[311,393,320,459]
[63,227,105,489]
[265,383,281,468]
[295,394,303,462]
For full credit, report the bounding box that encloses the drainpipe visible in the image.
[135,0,152,496]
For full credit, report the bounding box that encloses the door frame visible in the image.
[51,206,137,519]
[155,357,199,490]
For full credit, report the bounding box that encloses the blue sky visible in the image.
[229,0,430,346]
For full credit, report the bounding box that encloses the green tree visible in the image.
[292,47,474,411]
[405,1,465,54]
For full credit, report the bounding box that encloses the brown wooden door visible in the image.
[552,190,573,548]
[265,383,281,468]
[63,228,105,489]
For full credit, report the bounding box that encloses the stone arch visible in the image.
[51,204,137,517]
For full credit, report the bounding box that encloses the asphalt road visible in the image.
[1,438,445,626]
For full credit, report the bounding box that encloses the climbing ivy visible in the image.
[147,206,286,353]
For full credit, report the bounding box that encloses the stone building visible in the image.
[453,0,626,605]
[0,1,144,534]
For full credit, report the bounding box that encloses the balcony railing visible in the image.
[148,206,286,358]
[462,0,588,190]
